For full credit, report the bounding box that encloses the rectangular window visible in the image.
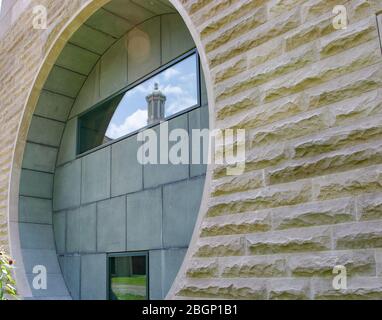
[78,50,200,155]
[108,253,148,300]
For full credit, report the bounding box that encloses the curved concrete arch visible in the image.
[4,0,382,301]
[8,0,215,299]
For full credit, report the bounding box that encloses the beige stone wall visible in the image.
[170,0,382,299]
[1,0,382,299]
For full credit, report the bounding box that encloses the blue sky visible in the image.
[106,54,198,140]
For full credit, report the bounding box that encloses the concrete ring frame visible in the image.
[7,0,215,299]
[4,0,382,300]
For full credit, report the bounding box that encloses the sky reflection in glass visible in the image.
[106,54,198,140]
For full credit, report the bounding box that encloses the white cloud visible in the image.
[106,108,148,139]
[162,84,184,95]
[179,73,196,83]
[167,96,197,115]
[163,67,180,80]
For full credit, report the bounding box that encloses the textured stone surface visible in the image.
[2,0,382,301]
[247,227,332,255]
[177,279,267,299]
[221,256,287,278]
[288,250,375,277]
[207,181,311,217]
[201,211,271,237]
[268,279,310,300]
[313,278,382,300]
[334,221,382,250]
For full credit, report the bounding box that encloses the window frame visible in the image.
[77,48,201,157]
[377,12,382,54]
[107,251,150,301]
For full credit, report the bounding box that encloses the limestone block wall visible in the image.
[1,0,382,300]
[169,0,382,299]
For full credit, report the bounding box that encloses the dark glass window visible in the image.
[78,51,199,155]
[108,253,148,300]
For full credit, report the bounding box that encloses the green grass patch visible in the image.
[111,275,146,286]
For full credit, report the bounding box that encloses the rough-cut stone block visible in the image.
[216,44,318,102]
[302,0,341,21]
[313,165,382,201]
[285,15,333,51]
[293,98,382,158]
[222,93,307,131]
[200,0,264,38]
[216,93,259,121]
[357,192,382,221]
[177,279,267,299]
[288,250,375,277]
[221,255,287,278]
[201,211,271,237]
[313,277,382,300]
[269,140,382,184]
[376,249,382,276]
[186,258,219,278]
[250,109,334,147]
[205,6,267,53]
[211,171,264,197]
[264,40,381,103]
[247,226,332,255]
[268,279,310,300]
[307,65,382,110]
[209,9,301,67]
[194,236,245,257]
[207,181,311,217]
[335,221,382,250]
[272,198,355,230]
[319,18,377,57]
